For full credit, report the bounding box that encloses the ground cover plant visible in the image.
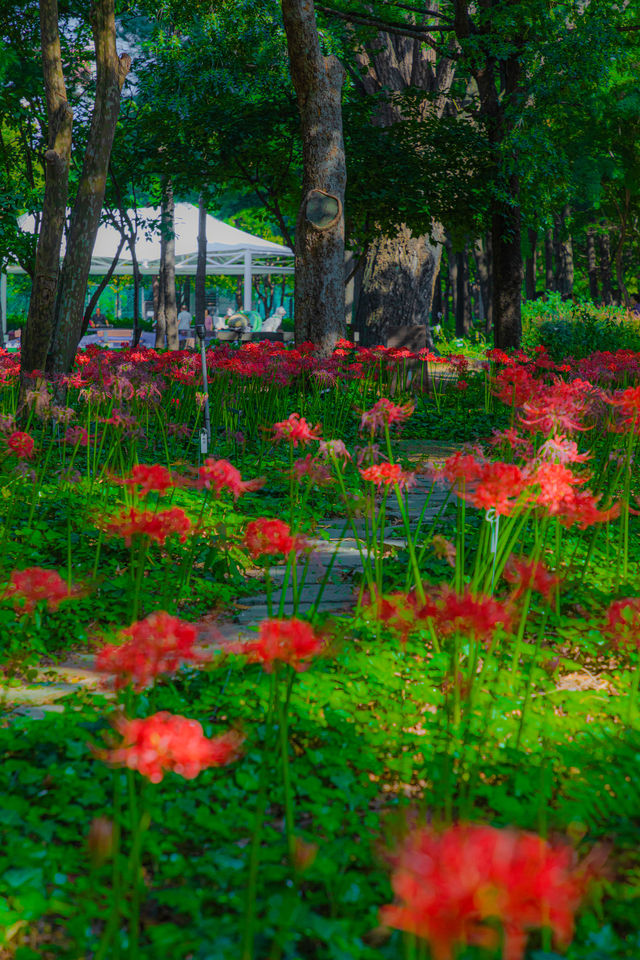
[1,339,640,960]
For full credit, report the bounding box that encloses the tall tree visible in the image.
[281,0,347,352]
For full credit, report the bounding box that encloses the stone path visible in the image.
[3,442,458,717]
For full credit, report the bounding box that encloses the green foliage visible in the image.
[523,297,640,360]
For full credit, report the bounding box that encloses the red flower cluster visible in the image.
[363,585,511,645]
[7,431,35,459]
[360,462,416,490]
[271,413,322,446]
[360,398,414,433]
[124,463,174,495]
[198,458,265,499]
[381,823,590,960]
[244,518,308,557]
[243,617,323,671]
[102,712,243,783]
[3,566,82,615]
[95,611,204,689]
[602,597,640,652]
[503,555,560,601]
[104,506,192,545]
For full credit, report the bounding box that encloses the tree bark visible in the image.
[598,233,613,306]
[447,239,458,328]
[473,234,492,338]
[524,227,537,300]
[431,262,443,324]
[45,0,130,375]
[455,248,472,337]
[544,228,555,292]
[161,178,177,349]
[356,228,441,347]
[352,26,454,347]
[195,193,207,326]
[281,0,347,354]
[556,205,574,299]
[22,0,73,378]
[586,226,599,302]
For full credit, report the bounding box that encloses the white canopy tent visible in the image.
[1,202,294,333]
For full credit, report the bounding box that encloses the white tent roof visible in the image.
[10,202,294,276]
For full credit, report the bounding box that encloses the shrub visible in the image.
[522,296,640,360]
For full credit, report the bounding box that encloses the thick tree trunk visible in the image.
[161,179,178,349]
[356,228,441,346]
[524,228,537,300]
[586,227,599,302]
[598,233,613,306]
[195,193,207,326]
[431,263,443,324]
[22,0,73,378]
[446,238,458,327]
[491,193,522,349]
[45,0,131,375]
[281,0,346,354]
[544,228,555,292]
[473,234,492,337]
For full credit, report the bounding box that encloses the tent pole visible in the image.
[243,251,252,312]
[0,271,6,348]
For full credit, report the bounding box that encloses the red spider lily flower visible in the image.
[3,566,84,615]
[104,506,192,546]
[604,385,640,429]
[242,617,323,671]
[318,438,351,464]
[244,518,309,557]
[360,462,416,490]
[6,431,35,459]
[271,413,322,446]
[360,398,414,434]
[486,347,513,365]
[436,587,512,642]
[123,463,174,496]
[101,712,243,783]
[503,555,561,601]
[602,597,640,651]
[493,366,538,407]
[198,458,265,500]
[557,489,620,529]
[455,380,468,391]
[95,611,205,690]
[537,435,591,465]
[432,451,484,486]
[293,454,333,486]
[361,588,436,644]
[63,425,89,447]
[528,461,584,514]
[380,823,590,960]
[465,462,530,516]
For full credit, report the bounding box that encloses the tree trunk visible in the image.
[22,0,73,378]
[556,205,574,299]
[281,0,346,354]
[195,193,207,326]
[129,239,141,347]
[524,227,537,300]
[491,186,522,349]
[446,238,458,328]
[455,248,471,337]
[431,263,443,324]
[45,0,131,375]
[356,229,441,346]
[586,227,599,302]
[544,228,555,292]
[473,234,492,338]
[161,178,178,350]
[598,233,613,306]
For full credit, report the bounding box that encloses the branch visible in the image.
[376,0,454,23]
[317,3,455,43]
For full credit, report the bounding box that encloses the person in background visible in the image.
[204,309,214,332]
[178,303,192,335]
[92,306,110,328]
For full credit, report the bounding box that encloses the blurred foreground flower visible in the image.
[198,458,265,499]
[381,822,591,960]
[101,712,243,783]
[95,611,205,690]
[6,431,35,459]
